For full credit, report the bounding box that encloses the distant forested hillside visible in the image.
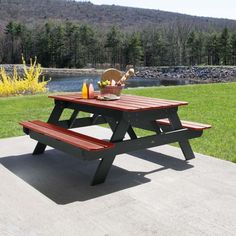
[1,0,236,31]
[0,0,236,67]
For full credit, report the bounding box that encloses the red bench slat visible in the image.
[156,119,211,131]
[20,120,115,151]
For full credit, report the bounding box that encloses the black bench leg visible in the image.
[179,140,195,160]
[167,109,196,160]
[33,143,47,155]
[91,156,116,186]
[33,102,65,155]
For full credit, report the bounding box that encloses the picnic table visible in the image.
[20,93,211,185]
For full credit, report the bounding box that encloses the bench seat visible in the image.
[156,119,211,131]
[20,120,115,152]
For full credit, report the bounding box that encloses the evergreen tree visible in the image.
[53,25,64,67]
[79,24,96,67]
[5,21,23,63]
[105,26,123,66]
[205,33,220,65]
[195,32,204,65]
[219,27,231,65]
[186,31,197,65]
[231,33,236,65]
[2,20,236,67]
[125,33,143,66]
[35,22,53,67]
[63,22,77,67]
[142,31,167,66]
[186,31,204,65]
[5,22,16,62]
[18,24,33,60]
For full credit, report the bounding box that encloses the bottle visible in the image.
[88,83,94,99]
[82,81,88,99]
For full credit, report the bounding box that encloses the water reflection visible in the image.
[46,75,188,92]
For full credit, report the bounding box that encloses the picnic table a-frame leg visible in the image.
[91,119,130,185]
[33,102,65,155]
[167,109,195,160]
[105,116,137,140]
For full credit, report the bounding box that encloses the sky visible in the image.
[90,0,236,20]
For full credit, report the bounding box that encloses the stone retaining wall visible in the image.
[136,66,236,82]
[1,64,236,83]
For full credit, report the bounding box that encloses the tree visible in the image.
[105,26,123,66]
[175,20,193,65]
[62,22,77,68]
[186,31,204,65]
[141,30,167,66]
[231,33,236,65]
[52,25,65,67]
[152,33,168,66]
[163,24,181,66]
[5,21,24,63]
[219,27,231,65]
[18,24,33,61]
[125,33,143,66]
[205,33,220,65]
[35,22,54,67]
[3,19,236,68]
[5,22,16,62]
[79,24,96,67]
[186,31,197,65]
[0,32,4,63]
[195,32,204,65]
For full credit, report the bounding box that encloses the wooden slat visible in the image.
[49,94,136,111]
[49,94,188,112]
[20,120,114,151]
[82,97,164,109]
[118,96,182,108]
[70,98,140,111]
[123,94,188,105]
[156,119,211,131]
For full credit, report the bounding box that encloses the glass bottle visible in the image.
[88,83,94,99]
[82,81,88,99]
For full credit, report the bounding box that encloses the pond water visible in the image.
[46,75,189,92]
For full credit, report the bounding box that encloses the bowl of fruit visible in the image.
[98,68,134,98]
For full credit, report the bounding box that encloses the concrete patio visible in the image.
[0,126,236,236]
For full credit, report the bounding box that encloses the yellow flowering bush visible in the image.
[0,57,48,97]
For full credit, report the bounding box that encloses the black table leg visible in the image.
[105,116,117,132]
[168,109,195,160]
[105,116,137,140]
[68,109,79,128]
[33,102,65,155]
[127,126,137,139]
[91,118,130,185]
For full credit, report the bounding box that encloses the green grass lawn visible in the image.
[1,82,236,163]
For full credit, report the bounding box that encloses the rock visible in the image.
[135,66,236,83]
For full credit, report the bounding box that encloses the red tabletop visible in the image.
[49,93,188,112]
